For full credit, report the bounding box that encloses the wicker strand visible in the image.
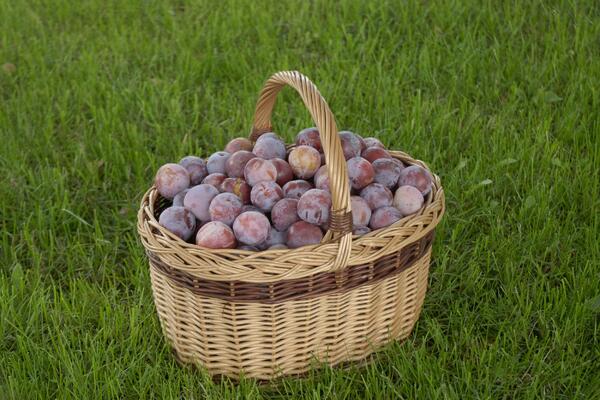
[250,71,353,271]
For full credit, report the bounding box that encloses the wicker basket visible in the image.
[137,71,445,380]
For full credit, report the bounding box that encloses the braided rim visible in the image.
[148,231,433,304]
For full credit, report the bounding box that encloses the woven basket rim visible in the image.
[137,150,445,283]
[148,230,434,304]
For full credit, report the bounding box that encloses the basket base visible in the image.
[172,336,407,385]
[150,249,431,380]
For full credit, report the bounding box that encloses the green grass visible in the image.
[1,0,599,398]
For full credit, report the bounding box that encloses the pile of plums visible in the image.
[155,129,432,250]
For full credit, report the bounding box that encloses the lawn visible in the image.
[1,0,598,398]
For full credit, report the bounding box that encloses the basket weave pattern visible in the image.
[137,71,445,379]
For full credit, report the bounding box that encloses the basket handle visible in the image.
[250,71,352,271]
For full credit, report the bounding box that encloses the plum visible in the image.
[253,135,287,160]
[155,163,190,199]
[244,158,277,186]
[392,158,405,168]
[192,220,204,239]
[220,178,251,204]
[196,221,237,249]
[179,156,208,185]
[232,211,271,245]
[202,173,227,189]
[288,145,321,179]
[320,152,326,166]
[282,180,313,200]
[297,189,332,225]
[208,192,243,226]
[296,127,322,151]
[271,198,299,231]
[256,132,279,141]
[393,185,424,216]
[346,157,374,190]
[158,206,196,240]
[350,196,371,227]
[356,134,367,152]
[353,225,371,236]
[363,137,384,149]
[172,188,189,207]
[251,181,283,211]
[313,165,330,191]
[268,244,288,250]
[362,147,392,163]
[238,245,259,251]
[241,204,264,214]
[225,150,256,178]
[338,131,363,160]
[398,165,433,196]
[225,137,253,153]
[360,183,393,210]
[271,158,294,186]
[286,221,323,248]
[263,227,286,247]
[206,151,231,175]
[183,184,219,222]
[372,158,404,189]
[369,206,402,230]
